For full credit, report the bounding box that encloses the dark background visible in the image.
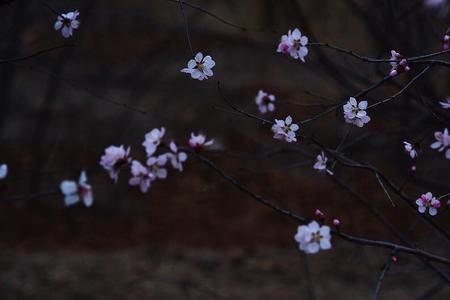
[0,0,449,299]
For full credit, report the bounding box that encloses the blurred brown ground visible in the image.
[0,0,449,299]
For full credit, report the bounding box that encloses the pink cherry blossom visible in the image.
[181,52,215,81]
[147,154,169,179]
[143,127,165,156]
[332,219,341,226]
[271,115,299,143]
[294,221,332,254]
[167,141,188,172]
[54,10,80,38]
[189,132,214,149]
[416,192,441,216]
[430,128,450,159]
[129,160,155,193]
[255,90,276,114]
[343,97,371,128]
[60,171,93,207]
[313,151,334,175]
[277,28,309,62]
[100,145,131,183]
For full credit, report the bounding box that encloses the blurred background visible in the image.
[0,0,449,299]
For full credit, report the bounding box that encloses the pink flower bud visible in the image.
[411,165,416,172]
[443,35,450,51]
[390,69,398,77]
[404,66,410,72]
[391,256,398,263]
[332,218,340,226]
[315,209,325,219]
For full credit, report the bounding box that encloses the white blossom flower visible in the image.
[100,145,131,183]
[181,52,215,80]
[129,160,155,193]
[255,90,276,114]
[143,127,165,156]
[294,221,332,254]
[277,28,309,62]
[343,97,371,128]
[54,10,80,38]
[430,128,450,159]
[0,164,7,180]
[439,97,450,109]
[403,141,419,159]
[60,171,93,207]
[167,141,188,172]
[189,132,214,149]
[389,50,410,77]
[313,151,333,175]
[416,192,441,216]
[271,116,299,143]
[147,154,168,179]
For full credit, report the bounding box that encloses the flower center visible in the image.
[312,231,323,243]
[196,62,205,72]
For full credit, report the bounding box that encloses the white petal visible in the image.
[358,101,368,109]
[64,194,80,206]
[60,180,78,195]
[194,52,203,62]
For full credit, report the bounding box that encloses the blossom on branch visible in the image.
[403,141,419,159]
[294,221,332,254]
[343,97,371,128]
[146,154,169,180]
[416,192,441,216]
[100,145,131,183]
[271,115,299,143]
[54,10,80,38]
[0,164,7,180]
[277,28,309,62]
[168,141,188,172]
[60,171,93,207]
[430,128,450,159]
[255,90,276,114]
[181,52,215,81]
[143,127,165,156]
[389,50,410,77]
[189,132,214,149]
[313,151,334,175]
[129,160,154,193]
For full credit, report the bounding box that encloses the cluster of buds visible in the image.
[389,50,410,77]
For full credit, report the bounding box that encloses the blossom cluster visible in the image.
[389,50,410,77]
[100,129,214,193]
